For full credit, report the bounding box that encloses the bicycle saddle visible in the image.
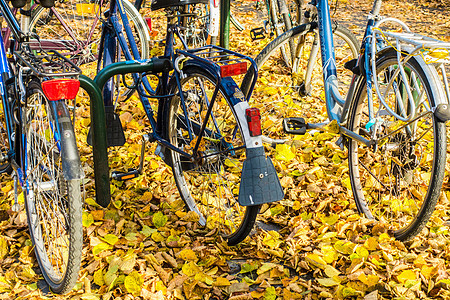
[151,0,208,11]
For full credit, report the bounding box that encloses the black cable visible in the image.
[332,0,338,17]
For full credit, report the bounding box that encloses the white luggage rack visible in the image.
[369,17,450,108]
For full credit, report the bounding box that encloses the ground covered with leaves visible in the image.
[1,0,450,299]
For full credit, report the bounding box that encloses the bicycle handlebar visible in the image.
[370,0,382,16]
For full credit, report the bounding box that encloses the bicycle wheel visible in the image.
[22,80,83,294]
[269,0,297,68]
[179,3,214,47]
[347,49,446,241]
[242,23,358,139]
[165,67,260,246]
[29,0,150,66]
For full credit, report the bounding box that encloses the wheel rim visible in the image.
[24,92,72,283]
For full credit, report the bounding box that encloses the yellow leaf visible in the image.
[324,119,340,134]
[262,231,282,249]
[153,211,168,228]
[104,265,118,287]
[334,240,356,254]
[213,277,231,287]
[194,272,214,285]
[317,277,339,287]
[0,237,8,260]
[324,265,340,278]
[413,255,427,268]
[92,242,112,255]
[355,246,369,259]
[421,265,437,279]
[257,263,277,275]
[182,261,201,277]
[178,249,198,261]
[82,212,95,228]
[124,271,143,295]
[363,237,378,251]
[93,269,105,286]
[1,184,11,193]
[321,214,339,226]
[120,252,137,273]
[181,211,200,222]
[305,253,327,269]
[321,245,338,264]
[101,234,119,245]
[151,232,165,242]
[275,144,296,162]
[397,270,416,283]
[357,273,378,287]
[155,280,167,295]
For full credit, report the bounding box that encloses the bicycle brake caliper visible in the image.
[223,79,284,206]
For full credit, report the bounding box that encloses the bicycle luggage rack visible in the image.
[177,45,259,99]
[371,18,450,105]
[14,48,81,78]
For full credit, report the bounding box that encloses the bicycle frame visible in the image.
[312,0,450,147]
[98,1,260,161]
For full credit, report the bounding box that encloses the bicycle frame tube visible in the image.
[0,0,22,41]
[100,0,164,134]
[315,0,346,122]
[0,33,13,152]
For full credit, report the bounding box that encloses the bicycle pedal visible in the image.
[111,169,140,181]
[87,106,126,147]
[283,118,307,135]
[250,27,265,41]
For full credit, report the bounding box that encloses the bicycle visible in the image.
[242,0,450,241]
[0,0,84,293]
[89,0,284,246]
[7,0,151,66]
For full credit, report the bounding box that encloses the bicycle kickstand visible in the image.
[111,134,149,181]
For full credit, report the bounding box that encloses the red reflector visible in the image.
[41,79,80,101]
[246,107,261,137]
[220,62,247,78]
[145,17,152,32]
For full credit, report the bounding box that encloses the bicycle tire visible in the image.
[22,80,83,294]
[347,48,446,241]
[165,67,260,246]
[270,0,294,67]
[29,0,150,66]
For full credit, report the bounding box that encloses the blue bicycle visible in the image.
[0,0,84,293]
[91,0,284,246]
[243,0,450,241]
